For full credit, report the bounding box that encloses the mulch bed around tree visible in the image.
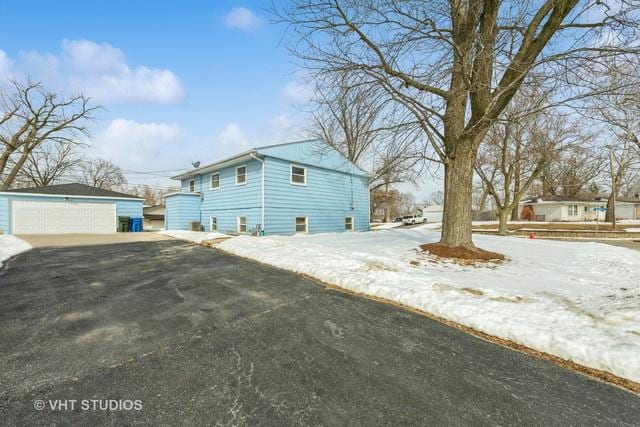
[420,243,505,263]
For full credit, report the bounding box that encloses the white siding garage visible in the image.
[11,200,117,234]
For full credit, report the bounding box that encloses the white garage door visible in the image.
[11,200,116,234]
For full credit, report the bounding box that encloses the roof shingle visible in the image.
[3,183,143,199]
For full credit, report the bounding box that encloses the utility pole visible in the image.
[609,148,617,230]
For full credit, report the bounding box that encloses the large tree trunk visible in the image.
[1,149,31,190]
[498,208,510,235]
[440,144,476,248]
[605,191,615,224]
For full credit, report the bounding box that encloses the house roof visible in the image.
[2,183,144,200]
[619,197,640,204]
[143,205,165,216]
[171,139,370,180]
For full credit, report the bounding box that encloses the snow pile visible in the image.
[625,228,640,232]
[159,230,228,243]
[0,235,31,267]
[219,228,640,382]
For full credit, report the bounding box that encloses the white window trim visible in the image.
[210,172,220,190]
[188,179,195,192]
[237,216,247,233]
[209,216,217,231]
[290,164,307,186]
[345,216,354,231]
[236,165,247,186]
[568,204,579,216]
[295,216,308,234]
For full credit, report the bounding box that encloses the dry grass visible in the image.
[473,222,622,231]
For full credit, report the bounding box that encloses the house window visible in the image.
[295,217,308,233]
[237,216,247,233]
[188,179,195,192]
[568,205,578,216]
[236,165,246,185]
[210,172,220,190]
[345,217,353,231]
[291,165,307,185]
[210,216,217,231]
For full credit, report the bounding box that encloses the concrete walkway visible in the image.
[16,232,172,248]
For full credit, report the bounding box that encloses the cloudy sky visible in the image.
[0,0,438,198]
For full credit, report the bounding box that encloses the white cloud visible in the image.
[218,122,248,148]
[93,119,182,168]
[224,7,263,32]
[0,50,14,78]
[282,80,313,105]
[1,39,186,104]
[270,113,294,129]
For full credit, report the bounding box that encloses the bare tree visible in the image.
[126,185,177,205]
[475,99,571,234]
[0,80,96,190]
[536,141,604,198]
[427,190,444,206]
[79,158,126,190]
[306,73,421,195]
[371,188,413,221]
[19,141,83,186]
[277,0,640,251]
[584,63,640,223]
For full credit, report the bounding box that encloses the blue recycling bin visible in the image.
[131,217,143,232]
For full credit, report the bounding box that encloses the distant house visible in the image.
[417,203,444,223]
[143,204,165,230]
[0,183,143,234]
[518,195,639,222]
[165,139,370,235]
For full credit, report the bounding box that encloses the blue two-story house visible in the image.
[165,139,370,235]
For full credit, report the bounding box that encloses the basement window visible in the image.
[295,217,308,233]
[237,216,247,233]
[345,217,353,231]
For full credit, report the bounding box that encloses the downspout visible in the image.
[367,175,371,230]
[250,152,265,235]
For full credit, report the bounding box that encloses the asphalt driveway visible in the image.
[0,240,638,425]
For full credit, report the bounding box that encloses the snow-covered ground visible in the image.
[219,228,640,382]
[159,230,228,243]
[0,235,31,267]
[370,222,403,230]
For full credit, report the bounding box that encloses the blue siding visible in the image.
[115,200,144,218]
[165,193,201,230]
[173,160,263,234]
[167,141,370,236]
[0,194,143,234]
[263,157,369,235]
[0,195,9,234]
[257,139,369,177]
[199,160,263,233]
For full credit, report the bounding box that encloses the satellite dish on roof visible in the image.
[192,161,200,168]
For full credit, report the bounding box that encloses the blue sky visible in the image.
[0,1,311,186]
[0,0,437,199]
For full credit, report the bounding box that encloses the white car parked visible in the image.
[402,214,425,225]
